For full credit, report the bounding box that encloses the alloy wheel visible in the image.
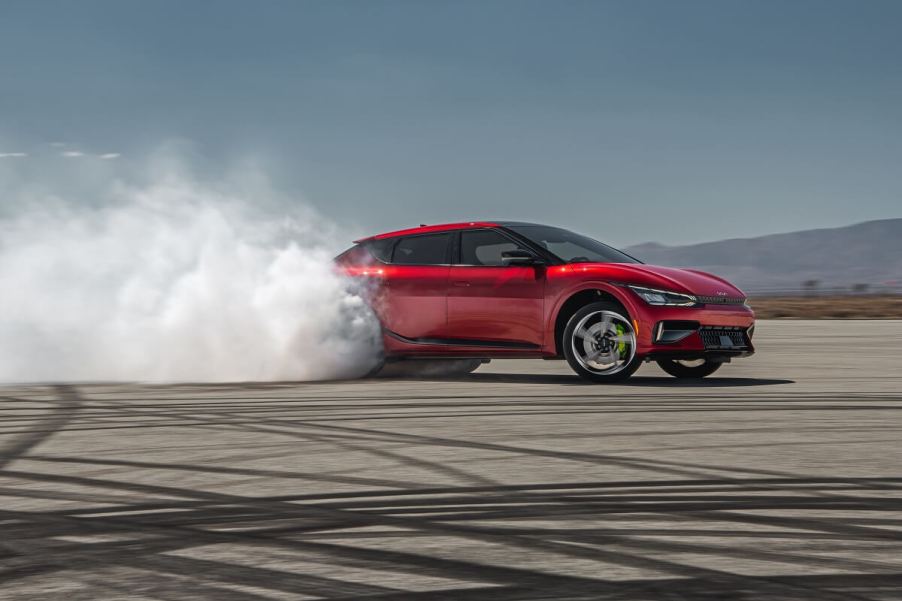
[570,310,636,375]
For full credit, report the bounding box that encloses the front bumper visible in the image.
[643,348,754,363]
[632,303,756,360]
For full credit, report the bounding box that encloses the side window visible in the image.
[364,238,395,263]
[392,233,451,265]
[460,229,524,266]
[334,244,371,266]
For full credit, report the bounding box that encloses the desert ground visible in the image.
[1,320,901,600]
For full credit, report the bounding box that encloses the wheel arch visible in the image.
[551,284,635,357]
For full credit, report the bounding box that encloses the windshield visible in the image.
[506,225,641,264]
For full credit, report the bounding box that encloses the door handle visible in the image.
[452,281,470,287]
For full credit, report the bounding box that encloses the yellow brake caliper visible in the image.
[616,323,626,358]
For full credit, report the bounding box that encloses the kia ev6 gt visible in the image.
[336,222,755,382]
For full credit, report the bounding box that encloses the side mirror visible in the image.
[502,249,543,266]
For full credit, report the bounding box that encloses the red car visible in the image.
[337,221,755,382]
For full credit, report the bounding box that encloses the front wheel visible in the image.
[656,358,722,378]
[563,302,642,383]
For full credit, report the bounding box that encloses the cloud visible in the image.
[0,152,27,158]
[49,142,67,148]
[57,149,121,159]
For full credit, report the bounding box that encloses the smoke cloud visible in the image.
[0,153,382,382]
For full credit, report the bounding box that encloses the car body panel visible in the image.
[445,264,545,346]
[362,264,450,340]
[562,263,745,298]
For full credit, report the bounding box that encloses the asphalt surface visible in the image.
[1,320,901,600]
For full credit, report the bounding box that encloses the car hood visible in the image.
[568,263,746,298]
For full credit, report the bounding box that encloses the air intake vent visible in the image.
[699,326,749,350]
[697,295,746,305]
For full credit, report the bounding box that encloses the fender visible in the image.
[543,280,642,355]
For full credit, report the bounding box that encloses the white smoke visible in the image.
[0,155,382,382]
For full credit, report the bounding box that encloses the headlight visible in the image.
[628,285,697,307]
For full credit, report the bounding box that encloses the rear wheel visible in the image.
[563,302,641,383]
[656,358,722,378]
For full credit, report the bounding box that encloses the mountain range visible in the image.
[623,218,902,294]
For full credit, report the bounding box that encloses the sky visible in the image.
[0,0,900,247]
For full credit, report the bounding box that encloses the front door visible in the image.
[445,228,545,347]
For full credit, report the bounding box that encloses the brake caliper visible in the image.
[616,323,626,358]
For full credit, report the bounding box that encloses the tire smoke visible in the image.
[0,160,382,382]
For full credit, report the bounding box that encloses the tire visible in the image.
[374,358,486,378]
[656,358,722,379]
[563,301,641,383]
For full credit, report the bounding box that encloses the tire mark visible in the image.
[0,385,80,469]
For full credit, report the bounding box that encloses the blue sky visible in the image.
[1,0,900,246]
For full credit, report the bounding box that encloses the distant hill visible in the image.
[623,218,902,294]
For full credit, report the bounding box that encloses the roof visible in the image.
[353,220,548,243]
[354,221,500,243]
[494,221,544,227]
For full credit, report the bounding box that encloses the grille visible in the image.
[699,326,749,350]
[696,295,747,305]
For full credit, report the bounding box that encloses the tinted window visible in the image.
[334,244,370,265]
[364,238,395,263]
[335,239,396,265]
[460,229,525,266]
[392,233,450,265]
[506,225,640,264]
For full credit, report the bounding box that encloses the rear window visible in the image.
[335,238,396,265]
[392,233,451,265]
[334,244,370,265]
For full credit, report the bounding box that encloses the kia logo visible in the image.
[716,291,728,296]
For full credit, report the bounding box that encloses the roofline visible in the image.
[354,221,501,243]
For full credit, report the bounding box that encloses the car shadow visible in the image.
[623,375,794,387]
[420,373,794,387]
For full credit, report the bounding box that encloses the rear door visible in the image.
[445,228,545,347]
[379,232,451,339]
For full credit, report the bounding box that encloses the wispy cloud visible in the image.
[49,142,67,148]
[57,148,122,159]
[0,152,28,158]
